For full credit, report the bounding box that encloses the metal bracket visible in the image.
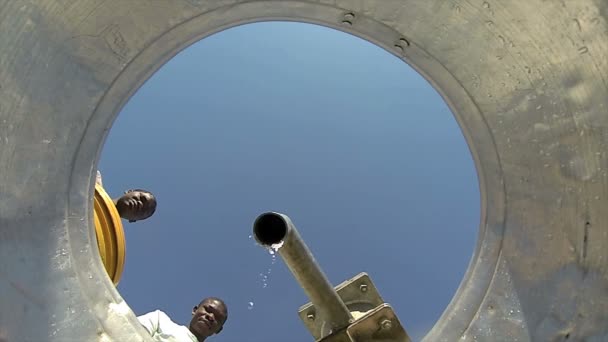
[315,304,411,342]
[298,273,409,341]
[347,304,411,342]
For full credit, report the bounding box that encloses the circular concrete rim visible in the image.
[68,1,503,340]
[6,0,608,340]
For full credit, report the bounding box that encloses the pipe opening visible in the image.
[254,213,288,246]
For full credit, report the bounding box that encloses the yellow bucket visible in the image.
[93,184,126,285]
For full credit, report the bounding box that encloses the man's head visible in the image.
[189,297,228,341]
[114,189,157,223]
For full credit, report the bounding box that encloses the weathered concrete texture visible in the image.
[1,1,607,341]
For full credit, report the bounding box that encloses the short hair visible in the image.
[126,189,157,222]
[199,297,228,332]
[199,297,228,316]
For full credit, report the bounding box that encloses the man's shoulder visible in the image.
[156,310,186,331]
[138,310,173,322]
[137,310,196,341]
[96,170,103,186]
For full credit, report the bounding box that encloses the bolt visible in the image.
[380,319,393,330]
[344,12,355,20]
[342,12,355,25]
[399,38,411,47]
[307,312,315,321]
[359,284,368,292]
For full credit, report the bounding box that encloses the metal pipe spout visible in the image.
[253,212,353,332]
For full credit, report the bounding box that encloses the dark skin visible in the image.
[113,189,157,223]
[189,297,228,341]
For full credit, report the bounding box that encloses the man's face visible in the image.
[115,189,156,222]
[189,298,227,339]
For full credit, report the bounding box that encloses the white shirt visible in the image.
[138,310,198,342]
[96,170,103,186]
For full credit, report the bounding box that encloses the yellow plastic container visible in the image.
[93,184,126,285]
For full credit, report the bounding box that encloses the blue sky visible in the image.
[99,22,479,342]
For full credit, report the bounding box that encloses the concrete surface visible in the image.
[1,1,607,341]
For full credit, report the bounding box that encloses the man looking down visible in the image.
[137,297,228,342]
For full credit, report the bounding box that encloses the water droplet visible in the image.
[483,1,490,9]
[270,241,284,253]
[578,46,589,54]
[485,20,494,28]
[497,35,505,45]
[248,302,254,310]
[259,244,281,289]
[248,234,252,239]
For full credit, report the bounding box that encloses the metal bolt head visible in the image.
[307,312,315,321]
[342,12,355,25]
[343,12,355,20]
[359,284,368,292]
[380,319,393,330]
